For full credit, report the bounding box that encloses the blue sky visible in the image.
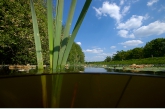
[61,0,165,62]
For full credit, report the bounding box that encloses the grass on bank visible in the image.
[89,57,165,65]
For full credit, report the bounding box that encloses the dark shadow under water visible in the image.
[0,73,165,108]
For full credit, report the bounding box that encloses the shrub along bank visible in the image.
[88,57,165,66]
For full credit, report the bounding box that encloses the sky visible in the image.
[60,0,165,62]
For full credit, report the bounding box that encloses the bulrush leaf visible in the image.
[41,75,48,108]
[30,0,43,69]
[53,0,64,72]
[58,0,77,66]
[47,0,54,69]
[51,75,63,107]
[61,0,92,65]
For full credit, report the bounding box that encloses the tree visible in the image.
[104,56,111,62]
[143,38,165,58]
[67,42,84,64]
[113,50,127,61]
[111,38,165,62]
[0,0,37,64]
[129,47,144,59]
[0,0,85,65]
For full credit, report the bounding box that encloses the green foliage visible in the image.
[53,0,64,71]
[61,0,92,65]
[67,42,85,64]
[0,0,84,66]
[94,38,165,65]
[58,0,77,66]
[47,0,54,68]
[90,57,165,65]
[104,56,111,62]
[127,47,144,59]
[143,38,165,58]
[30,0,43,69]
[112,38,165,61]
[0,0,36,64]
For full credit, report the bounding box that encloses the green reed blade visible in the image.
[51,75,63,107]
[47,0,54,69]
[30,0,43,69]
[58,0,77,65]
[53,0,64,72]
[41,75,48,108]
[61,0,92,65]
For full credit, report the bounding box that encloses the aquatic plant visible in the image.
[61,0,92,66]
[30,0,92,72]
[47,0,54,69]
[30,0,43,69]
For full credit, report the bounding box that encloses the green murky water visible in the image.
[1,66,165,107]
[0,73,165,108]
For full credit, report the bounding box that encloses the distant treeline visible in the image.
[87,38,165,65]
[112,38,165,61]
[88,57,165,65]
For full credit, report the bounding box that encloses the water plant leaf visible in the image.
[58,0,77,66]
[30,0,43,69]
[53,0,64,72]
[61,0,92,65]
[47,0,54,69]
[41,75,48,107]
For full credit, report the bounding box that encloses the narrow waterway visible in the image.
[84,67,107,73]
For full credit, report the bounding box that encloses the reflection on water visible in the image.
[1,64,165,108]
[84,67,107,73]
[0,65,165,76]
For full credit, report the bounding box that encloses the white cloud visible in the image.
[117,14,150,39]
[147,0,159,6]
[85,52,114,61]
[93,52,114,61]
[118,30,128,37]
[158,5,165,12]
[119,40,143,46]
[94,56,105,58]
[110,46,116,49]
[93,1,121,22]
[86,55,105,62]
[134,21,165,37]
[98,53,113,56]
[131,0,139,3]
[123,46,127,48]
[120,0,124,5]
[92,7,102,19]
[144,14,150,20]
[118,30,135,38]
[76,42,81,46]
[122,6,130,15]
[117,15,144,30]
[83,48,103,53]
[87,56,105,62]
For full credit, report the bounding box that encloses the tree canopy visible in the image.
[110,38,165,61]
[0,0,84,65]
[104,56,111,62]
[143,38,165,58]
[67,42,85,64]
